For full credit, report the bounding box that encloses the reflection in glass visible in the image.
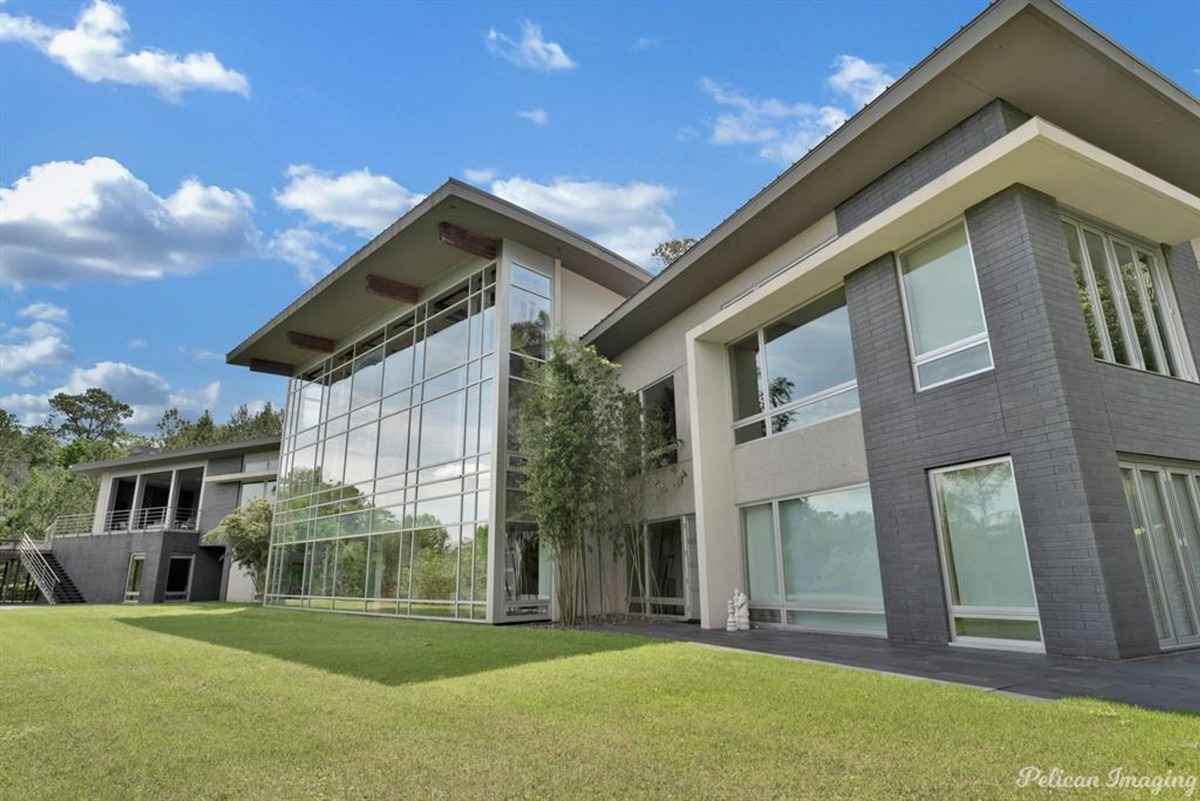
[730,334,762,420]
[899,224,985,355]
[742,504,779,603]
[1061,221,1105,359]
[1082,229,1131,365]
[933,460,1040,643]
[764,290,855,408]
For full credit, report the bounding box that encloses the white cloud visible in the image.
[0,309,71,377]
[15,373,39,388]
[0,0,248,100]
[267,226,340,284]
[485,20,575,71]
[634,37,659,51]
[517,108,549,126]
[127,337,146,350]
[178,345,221,362]
[0,156,258,287]
[463,167,498,184]
[700,77,846,164]
[489,176,675,267]
[274,164,425,238]
[828,55,895,107]
[18,302,68,323]
[699,54,894,165]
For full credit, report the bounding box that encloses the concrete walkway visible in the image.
[599,620,1200,713]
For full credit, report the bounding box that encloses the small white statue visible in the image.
[734,589,750,631]
[725,597,738,632]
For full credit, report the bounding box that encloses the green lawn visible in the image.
[1,604,1196,800]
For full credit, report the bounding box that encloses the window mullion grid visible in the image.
[1129,243,1171,376]
[757,328,769,431]
[1132,468,1179,643]
[1102,234,1147,371]
[1158,470,1200,632]
[1072,222,1116,363]
[1154,251,1197,381]
[772,500,786,612]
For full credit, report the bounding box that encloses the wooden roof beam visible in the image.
[248,358,294,377]
[287,331,336,353]
[365,274,420,303]
[438,221,499,260]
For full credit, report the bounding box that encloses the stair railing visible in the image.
[17,534,60,605]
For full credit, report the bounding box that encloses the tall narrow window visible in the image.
[1061,217,1194,380]
[124,554,144,603]
[897,222,993,390]
[930,458,1041,648]
[640,376,678,466]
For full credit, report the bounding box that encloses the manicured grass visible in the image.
[0,604,1196,800]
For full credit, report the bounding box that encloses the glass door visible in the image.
[124,554,145,603]
[1120,462,1200,649]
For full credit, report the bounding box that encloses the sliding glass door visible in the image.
[1120,460,1200,649]
[930,458,1042,650]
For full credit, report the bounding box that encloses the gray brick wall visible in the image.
[835,99,1030,234]
[846,184,1168,659]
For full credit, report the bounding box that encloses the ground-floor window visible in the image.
[1120,459,1200,649]
[630,518,690,617]
[124,554,144,603]
[164,555,194,601]
[740,483,886,636]
[929,457,1042,650]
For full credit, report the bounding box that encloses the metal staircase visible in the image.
[17,535,85,604]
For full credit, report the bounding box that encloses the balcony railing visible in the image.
[46,506,200,539]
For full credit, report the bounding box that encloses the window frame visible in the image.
[163,554,195,602]
[737,481,887,638]
[639,373,680,466]
[894,219,994,392]
[123,553,145,603]
[1061,214,1196,381]
[928,455,1044,653]
[727,285,861,445]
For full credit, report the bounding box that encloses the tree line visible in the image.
[0,388,281,540]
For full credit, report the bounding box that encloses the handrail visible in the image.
[46,506,200,539]
[18,534,59,605]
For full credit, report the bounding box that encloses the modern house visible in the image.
[230,0,1200,660]
[4,436,279,605]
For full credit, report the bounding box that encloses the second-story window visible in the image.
[896,221,993,390]
[640,375,678,466]
[1060,216,1195,381]
[729,287,859,444]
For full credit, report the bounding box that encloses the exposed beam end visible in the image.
[366,274,420,303]
[287,331,336,353]
[248,358,294,377]
[438,221,499,260]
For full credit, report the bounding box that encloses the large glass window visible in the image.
[504,262,554,618]
[729,288,859,444]
[741,485,884,634]
[897,222,993,390]
[1060,217,1194,380]
[1120,460,1200,648]
[268,263,496,620]
[930,458,1041,648]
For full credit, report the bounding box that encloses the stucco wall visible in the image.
[559,267,626,339]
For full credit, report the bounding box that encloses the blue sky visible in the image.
[1,0,1197,432]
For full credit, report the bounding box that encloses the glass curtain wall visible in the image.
[266,264,496,620]
[740,484,886,635]
[503,263,554,617]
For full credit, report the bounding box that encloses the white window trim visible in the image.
[1062,215,1197,382]
[737,482,888,638]
[894,218,995,392]
[928,456,1045,654]
[1119,458,1200,649]
[728,285,860,442]
[123,552,145,603]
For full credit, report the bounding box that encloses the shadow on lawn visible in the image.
[117,605,648,686]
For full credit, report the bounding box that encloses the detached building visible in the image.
[7,437,280,605]
[229,0,1200,659]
